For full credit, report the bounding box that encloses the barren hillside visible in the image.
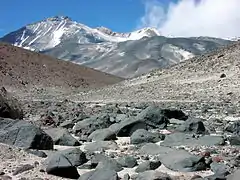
[0,42,123,92]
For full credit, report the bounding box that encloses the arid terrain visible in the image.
[0,42,239,180]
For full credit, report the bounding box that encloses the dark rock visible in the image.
[25,149,47,158]
[96,158,123,172]
[88,129,116,141]
[12,164,34,175]
[135,160,161,173]
[161,108,188,120]
[117,156,137,168]
[84,141,118,152]
[0,118,53,150]
[73,114,113,140]
[161,133,225,147]
[0,87,23,119]
[78,168,119,180]
[225,121,240,135]
[45,128,80,146]
[59,120,75,129]
[220,73,226,78]
[176,118,207,134]
[210,162,230,176]
[159,150,207,172]
[135,106,169,129]
[229,136,240,145]
[90,153,109,167]
[0,171,5,175]
[140,143,174,155]
[46,152,80,179]
[46,148,87,167]
[109,118,147,137]
[130,129,165,144]
[191,175,203,180]
[132,170,172,180]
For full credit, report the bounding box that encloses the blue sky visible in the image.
[0,0,173,37]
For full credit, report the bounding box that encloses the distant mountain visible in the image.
[0,16,232,78]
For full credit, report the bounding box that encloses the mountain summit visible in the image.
[0,16,232,78]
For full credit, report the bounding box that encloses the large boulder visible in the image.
[229,136,240,145]
[73,114,113,140]
[176,118,207,134]
[79,168,119,180]
[210,162,230,177]
[45,127,80,146]
[0,118,53,149]
[0,87,23,119]
[96,158,123,172]
[46,152,80,179]
[130,129,165,144]
[161,133,225,147]
[46,148,87,167]
[159,150,207,172]
[88,128,116,141]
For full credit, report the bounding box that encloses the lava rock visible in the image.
[45,127,80,146]
[79,168,119,180]
[0,118,53,150]
[0,87,23,119]
[74,113,113,140]
[46,152,80,179]
[135,160,161,173]
[176,118,207,134]
[88,128,116,141]
[117,156,138,168]
[130,129,165,144]
[159,150,207,172]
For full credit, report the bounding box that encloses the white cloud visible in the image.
[139,0,240,39]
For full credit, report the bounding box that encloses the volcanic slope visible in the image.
[72,41,240,103]
[0,42,123,91]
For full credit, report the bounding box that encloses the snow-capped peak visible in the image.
[1,16,161,51]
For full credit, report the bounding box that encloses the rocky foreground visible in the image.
[0,88,239,180]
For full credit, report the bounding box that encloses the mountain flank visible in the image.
[0,42,123,91]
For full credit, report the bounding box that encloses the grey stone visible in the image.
[88,129,116,141]
[74,114,113,140]
[78,168,119,180]
[84,141,118,152]
[176,118,207,134]
[210,162,230,176]
[225,121,240,135]
[161,133,225,147]
[123,173,130,180]
[130,129,165,144]
[0,87,23,119]
[59,120,75,129]
[140,143,174,155]
[45,127,80,146]
[96,158,123,172]
[227,169,240,180]
[135,160,161,173]
[159,150,207,172]
[117,156,137,168]
[46,152,80,179]
[0,118,53,150]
